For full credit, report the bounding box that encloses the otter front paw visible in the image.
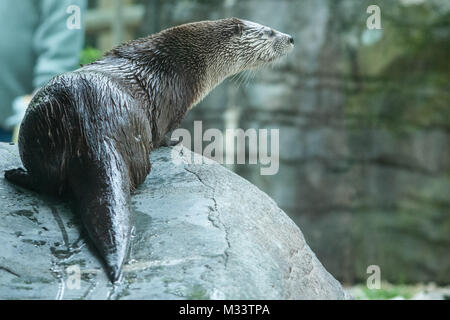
[4,168,36,191]
[5,167,26,180]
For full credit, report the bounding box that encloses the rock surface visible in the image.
[0,143,348,299]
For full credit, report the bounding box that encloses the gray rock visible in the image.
[0,143,348,300]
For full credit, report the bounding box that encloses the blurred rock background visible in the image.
[85,0,450,285]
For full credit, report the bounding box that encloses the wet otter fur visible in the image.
[4,18,294,282]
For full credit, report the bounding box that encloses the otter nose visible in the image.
[288,36,294,44]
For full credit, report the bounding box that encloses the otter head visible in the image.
[195,18,294,84]
[225,18,294,71]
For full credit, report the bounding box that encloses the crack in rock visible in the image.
[0,266,20,278]
[182,163,231,268]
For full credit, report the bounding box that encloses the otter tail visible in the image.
[69,146,132,282]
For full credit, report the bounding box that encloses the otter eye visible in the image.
[264,29,275,37]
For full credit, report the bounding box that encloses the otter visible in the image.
[4,18,294,282]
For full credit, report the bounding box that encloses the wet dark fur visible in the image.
[4,18,293,282]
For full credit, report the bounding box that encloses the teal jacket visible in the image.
[0,0,86,130]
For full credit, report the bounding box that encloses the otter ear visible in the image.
[233,23,243,37]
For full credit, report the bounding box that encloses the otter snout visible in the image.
[278,31,294,46]
[269,28,294,45]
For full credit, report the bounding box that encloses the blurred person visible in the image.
[0,0,86,142]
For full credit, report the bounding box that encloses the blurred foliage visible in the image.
[349,282,420,300]
[345,4,450,132]
[80,47,103,65]
[362,287,414,300]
